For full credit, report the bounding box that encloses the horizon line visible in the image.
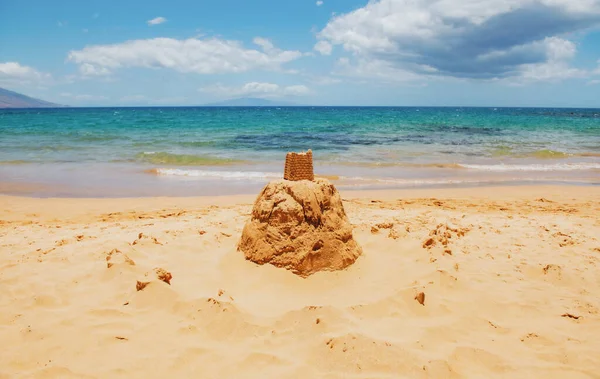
[2,105,600,110]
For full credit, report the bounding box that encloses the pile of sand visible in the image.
[238,178,362,277]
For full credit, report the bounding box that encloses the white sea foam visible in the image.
[460,163,600,171]
[151,163,600,186]
[342,176,597,187]
[153,169,475,185]
[154,168,280,179]
[344,176,513,185]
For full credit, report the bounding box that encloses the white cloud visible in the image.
[67,37,303,76]
[284,84,311,96]
[518,61,587,82]
[333,57,427,82]
[587,79,600,85]
[199,82,311,98]
[314,40,332,55]
[0,62,51,85]
[253,37,276,53]
[0,62,42,78]
[510,38,587,82]
[316,1,324,6]
[78,63,111,77]
[544,37,577,61]
[82,28,89,33]
[147,17,167,26]
[317,0,600,81]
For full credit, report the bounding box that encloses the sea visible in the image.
[0,106,599,197]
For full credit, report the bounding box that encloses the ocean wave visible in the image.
[178,141,220,148]
[338,176,597,187]
[329,159,600,171]
[461,163,600,171]
[343,177,511,186]
[525,150,571,159]
[147,169,509,185]
[490,148,600,159]
[490,148,571,159]
[0,160,30,165]
[148,168,281,179]
[135,152,244,166]
[148,168,341,181]
[326,161,466,169]
[146,163,600,182]
[72,134,125,142]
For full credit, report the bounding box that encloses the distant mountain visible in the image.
[204,97,298,106]
[0,87,65,108]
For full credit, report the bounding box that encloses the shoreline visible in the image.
[2,184,598,218]
[0,178,598,199]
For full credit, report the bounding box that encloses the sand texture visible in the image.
[1,186,600,378]
[239,178,362,277]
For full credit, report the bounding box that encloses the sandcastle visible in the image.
[284,150,314,181]
[238,150,362,277]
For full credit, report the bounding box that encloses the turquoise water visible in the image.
[1,107,599,196]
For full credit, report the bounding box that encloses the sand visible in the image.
[1,185,599,378]
[239,178,362,277]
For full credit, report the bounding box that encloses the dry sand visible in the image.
[1,185,599,378]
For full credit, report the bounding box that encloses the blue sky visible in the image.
[1,0,599,107]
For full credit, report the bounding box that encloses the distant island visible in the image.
[204,97,298,107]
[0,90,302,108]
[0,87,65,109]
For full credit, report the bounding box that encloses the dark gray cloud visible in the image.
[319,0,600,79]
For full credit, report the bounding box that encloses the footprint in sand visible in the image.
[553,232,576,247]
[542,264,562,279]
[55,239,71,247]
[423,223,470,255]
[105,248,135,268]
[75,234,97,242]
[371,221,409,240]
[314,334,420,374]
[135,268,172,291]
[131,233,163,246]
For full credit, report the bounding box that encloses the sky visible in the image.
[1,0,600,107]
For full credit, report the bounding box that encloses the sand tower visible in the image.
[238,150,362,277]
[283,150,314,181]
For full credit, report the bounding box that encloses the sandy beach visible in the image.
[1,185,600,378]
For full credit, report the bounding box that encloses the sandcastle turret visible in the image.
[283,150,314,181]
[238,150,362,277]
